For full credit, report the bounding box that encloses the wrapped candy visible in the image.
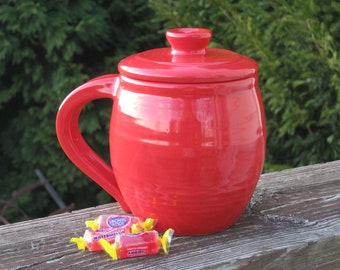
[71,228,126,251]
[85,215,155,232]
[70,215,155,251]
[99,228,174,260]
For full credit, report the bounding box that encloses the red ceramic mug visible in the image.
[56,28,266,235]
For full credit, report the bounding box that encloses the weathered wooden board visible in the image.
[0,161,339,269]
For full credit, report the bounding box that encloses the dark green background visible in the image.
[1,0,339,223]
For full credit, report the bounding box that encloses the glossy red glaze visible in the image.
[166,28,212,55]
[56,28,266,235]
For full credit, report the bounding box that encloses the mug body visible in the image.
[110,76,265,235]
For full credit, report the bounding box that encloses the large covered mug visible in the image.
[56,28,266,235]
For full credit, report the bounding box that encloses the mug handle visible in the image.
[56,74,130,212]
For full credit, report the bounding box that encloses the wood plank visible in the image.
[0,160,339,269]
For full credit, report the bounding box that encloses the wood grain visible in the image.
[0,160,339,269]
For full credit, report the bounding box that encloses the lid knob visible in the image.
[166,28,212,56]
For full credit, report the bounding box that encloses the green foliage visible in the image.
[149,0,340,169]
[0,0,162,223]
[1,0,339,223]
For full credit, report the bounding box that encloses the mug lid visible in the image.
[118,28,258,83]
